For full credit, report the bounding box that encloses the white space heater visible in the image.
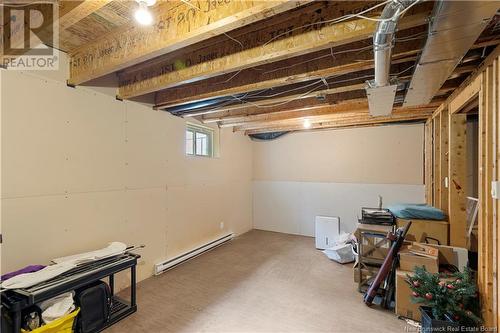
[315,216,340,249]
[154,233,233,275]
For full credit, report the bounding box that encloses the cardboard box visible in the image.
[429,244,468,272]
[399,249,439,273]
[396,269,455,321]
[399,242,468,273]
[396,218,449,245]
[396,269,421,321]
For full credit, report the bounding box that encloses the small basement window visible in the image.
[186,123,214,157]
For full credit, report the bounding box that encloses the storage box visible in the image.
[399,249,439,273]
[396,270,421,321]
[396,270,455,321]
[396,218,449,245]
[429,244,468,273]
[400,242,468,274]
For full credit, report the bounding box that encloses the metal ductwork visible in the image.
[366,0,415,116]
[404,1,499,107]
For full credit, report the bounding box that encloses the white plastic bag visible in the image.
[323,243,355,264]
[39,292,75,323]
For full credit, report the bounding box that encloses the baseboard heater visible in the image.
[154,233,233,275]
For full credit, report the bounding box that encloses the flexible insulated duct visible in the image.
[366,0,415,116]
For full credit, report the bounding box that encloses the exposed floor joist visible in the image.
[118,9,429,99]
[155,38,497,110]
[241,107,435,134]
[68,0,309,85]
[191,64,470,123]
[1,0,110,59]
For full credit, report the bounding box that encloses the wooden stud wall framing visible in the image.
[448,113,467,248]
[439,109,449,215]
[433,116,441,208]
[424,45,500,327]
[425,120,434,205]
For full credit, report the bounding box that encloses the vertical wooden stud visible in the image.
[425,120,434,205]
[448,113,467,247]
[440,109,449,214]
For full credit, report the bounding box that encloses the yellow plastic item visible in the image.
[21,308,80,333]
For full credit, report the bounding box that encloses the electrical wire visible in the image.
[209,0,423,84]
[177,0,424,114]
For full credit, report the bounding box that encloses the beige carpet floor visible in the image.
[107,230,408,333]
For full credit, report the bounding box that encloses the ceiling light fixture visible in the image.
[303,119,312,129]
[135,0,156,26]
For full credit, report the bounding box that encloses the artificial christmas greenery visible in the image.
[406,266,482,325]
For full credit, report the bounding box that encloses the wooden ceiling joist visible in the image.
[219,99,442,128]
[154,37,493,110]
[68,0,308,85]
[216,98,370,127]
[241,108,435,134]
[1,0,109,58]
[196,82,367,120]
[154,49,420,110]
[118,10,429,99]
[57,0,114,32]
[192,62,470,122]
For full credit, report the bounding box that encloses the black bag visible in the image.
[75,281,111,333]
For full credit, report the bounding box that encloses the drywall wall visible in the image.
[0,54,253,287]
[252,124,426,235]
[253,124,424,184]
[253,181,424,235]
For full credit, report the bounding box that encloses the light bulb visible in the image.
[303,119,311,129]
[135,2,153,25]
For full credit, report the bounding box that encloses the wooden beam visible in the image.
[194,83,366,119]
[442,45,500,115]
[1,0,110,58]
[68,1,309,85]
[216,100,440,128]
[494,55,499,329]
[156,51,418,109]
[154,38,489,109]
[243,109,433,134]
[217,99,369,127]
[425,120,434,205]
[478,63,495,326]
[57,0,113,31]
[120,11,428,99]
[439,108,449,214]
[449,75,481,114]
[448,113,467,247]
[195,74,454,122]
[236,107,433,131]
[433,116,441,208]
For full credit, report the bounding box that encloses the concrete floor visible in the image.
[107,230,407,332]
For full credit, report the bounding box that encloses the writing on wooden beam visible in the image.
[69,0,305,85]
[118,10,428,99]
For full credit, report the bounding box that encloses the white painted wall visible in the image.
[0,55,253,288]
[252,125,426,235]
[253,181,424,236]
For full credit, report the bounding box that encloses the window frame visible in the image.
[186,123,214,158]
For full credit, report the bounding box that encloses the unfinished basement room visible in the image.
[1,0,500,332]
